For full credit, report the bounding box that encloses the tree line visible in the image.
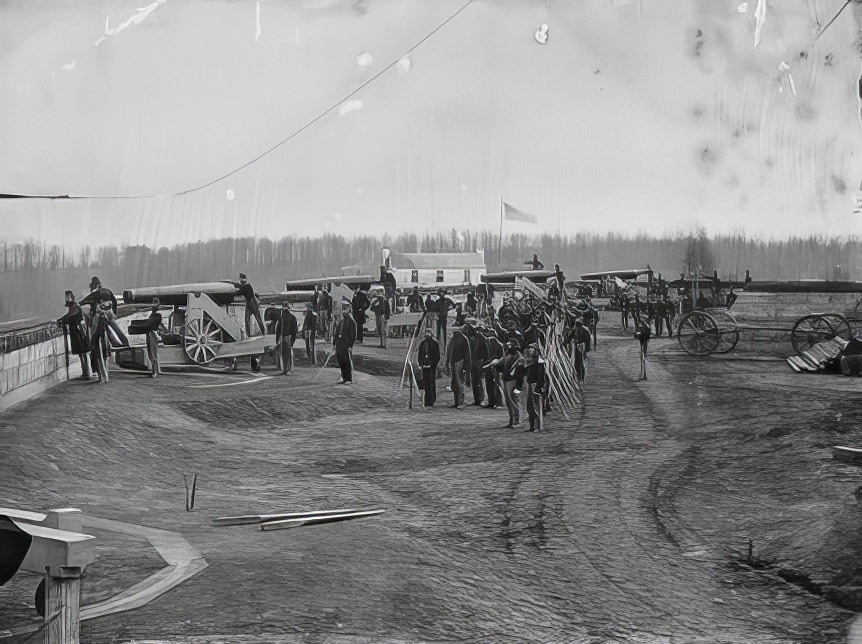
[1,230,860,324]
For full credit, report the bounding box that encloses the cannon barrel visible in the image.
[284,275,377,291]
[481,270,555,284]
[123,281,240,307]
[258,291,316,305]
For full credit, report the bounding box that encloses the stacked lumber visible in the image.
[785,337,848,372]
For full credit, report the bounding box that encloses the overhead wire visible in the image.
[0,0,475,202]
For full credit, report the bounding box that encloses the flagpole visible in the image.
[498,195,503,267]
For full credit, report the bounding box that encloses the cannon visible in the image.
[115,282,312,370]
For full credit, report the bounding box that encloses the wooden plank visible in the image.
[832,446,862,462]
[259,509,385,531]
[14,522,96,574]
[212,507,368,526]
[0,507,47,523]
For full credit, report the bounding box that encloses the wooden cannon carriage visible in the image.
[674,280,862,357]
[114,281,313,370]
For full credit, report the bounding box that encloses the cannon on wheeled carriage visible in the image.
[114,281,313,371]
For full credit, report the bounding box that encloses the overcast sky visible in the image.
[1,0,861,249]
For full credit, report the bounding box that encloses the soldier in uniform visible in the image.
[235,273,266,336]
[145,297,166,378]
[564,319,592,383]
[316,286,329,341]
[482,326,504,409]
[276,305,298,374]
[406,286,424,313]
[302,302,318,365]
[634,314,651,381]
[351,287,370,344]
[445,323,471,409]
[370,291,391,348]
[435,289,455,350]
[496,339,525,428]
[654,298,665,337]
[57,290,91,380]
[417,327,440,407]
[333,310,356,384]
[524,344,547,432]
[468,320,487,406]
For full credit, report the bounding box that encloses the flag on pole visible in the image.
[502,201,538,224]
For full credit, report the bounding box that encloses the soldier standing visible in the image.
[483,327,504,409]
[145,297,166,378]
[351,287,370,344]
[236,273,266,336]
[524,345,547,432]
[445,324,471,409]
[664,296,676,336]
[564,319,592,383]
[302,302,318,365]
[634,314,651,381]
[417,327,440,407]
[496,339,525,428]
[319,285,333,342]
[371,291,391,348]
[654,298,665,337]
[276,305,298,374]
[333,310,356,384]
[57,290,91,380]
[435,289,455,350]
[468,321,487,406]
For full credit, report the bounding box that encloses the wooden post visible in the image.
[44,566,83,644]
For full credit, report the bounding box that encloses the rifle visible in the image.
[60,322,70,380]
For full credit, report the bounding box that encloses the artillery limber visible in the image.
[114,281,312,371]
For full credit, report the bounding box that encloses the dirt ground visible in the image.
[1,318,862,643]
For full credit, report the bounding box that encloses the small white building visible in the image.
[388,251,486,287]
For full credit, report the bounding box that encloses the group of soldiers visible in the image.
[412,281,599,432]
[56,276,133,383]
[619,292,677,337]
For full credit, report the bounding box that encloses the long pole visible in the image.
[498,195,503,267]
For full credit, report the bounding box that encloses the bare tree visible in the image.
[681,227,715,277]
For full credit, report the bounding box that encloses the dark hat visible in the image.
[506,339,519,349]
[89,276,101,287]
[239,273,247,279]
[575,319,583,325]
[64,290,74,298]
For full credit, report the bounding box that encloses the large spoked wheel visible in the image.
[708,309,740,354]
[791,313,851,356]
[183,315,224,365]
[677,311,720,356]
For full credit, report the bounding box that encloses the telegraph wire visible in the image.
[0,0,475,202]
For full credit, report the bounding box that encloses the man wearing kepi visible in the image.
[276,304,298,375]
[333,309,357,385]
[86,276,129,348]
[57,290,91,380]
[417,327,440,407]
[302,302,318,365]
[445,322,471,409]
[146,298,167,378]
[236,273,266,337]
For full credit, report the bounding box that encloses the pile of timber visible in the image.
[785,338,848,372]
